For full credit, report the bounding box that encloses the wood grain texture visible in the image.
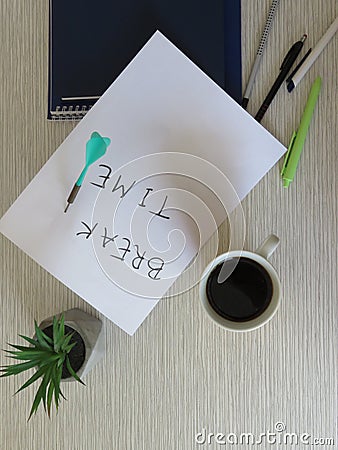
[0,1,337,449]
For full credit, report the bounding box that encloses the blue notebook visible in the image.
[48,0,242,120]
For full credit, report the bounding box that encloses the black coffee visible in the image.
[206,257,273,322]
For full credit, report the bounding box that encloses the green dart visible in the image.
[64,131,111,213]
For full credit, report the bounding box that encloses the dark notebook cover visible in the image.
[48,0,242,120]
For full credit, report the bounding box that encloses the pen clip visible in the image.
[280,34,307,71]
[281,131,297,176]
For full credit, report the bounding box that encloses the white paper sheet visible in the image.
[0,32,286,335]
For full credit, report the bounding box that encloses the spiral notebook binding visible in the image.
[50,104,93,120]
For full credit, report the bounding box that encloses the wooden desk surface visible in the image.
[0,1,337,449]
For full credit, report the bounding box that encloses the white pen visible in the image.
[242,0,280,109]
[287,16,338,92]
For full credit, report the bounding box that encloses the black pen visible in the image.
[255,34,307,123]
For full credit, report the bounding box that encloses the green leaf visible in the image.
[28,389,43,419]
[46,378,55,417]
[7,343,36,352]
[1,350,63,378]
[64,341,77,355]
[59,314,65,333]
[65,355,85,386]
[18,334,39,347]
[60,332,74,352]
[28,367,51,420]
[57,353,66,368]
[18,335,49,352]
[54,315,65,353]
[4,349,55,361]
[53,364,64,409]
[0,359,39,376]
[52,316,59,352]
[15,366,47,394]
[51,368,59,410]
[39,328,53,345]
[38,354,63,367]
[34,321,53,350]
[4,354,43,365]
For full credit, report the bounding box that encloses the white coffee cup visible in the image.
[199,234,281,332]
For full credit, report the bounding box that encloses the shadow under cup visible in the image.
[206,257,274,323]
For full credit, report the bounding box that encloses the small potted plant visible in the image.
[1,308,104,419]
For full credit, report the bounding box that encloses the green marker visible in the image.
[281,76,322,188]
[64,131,111,212]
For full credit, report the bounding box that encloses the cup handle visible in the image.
[256,234,280,260]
